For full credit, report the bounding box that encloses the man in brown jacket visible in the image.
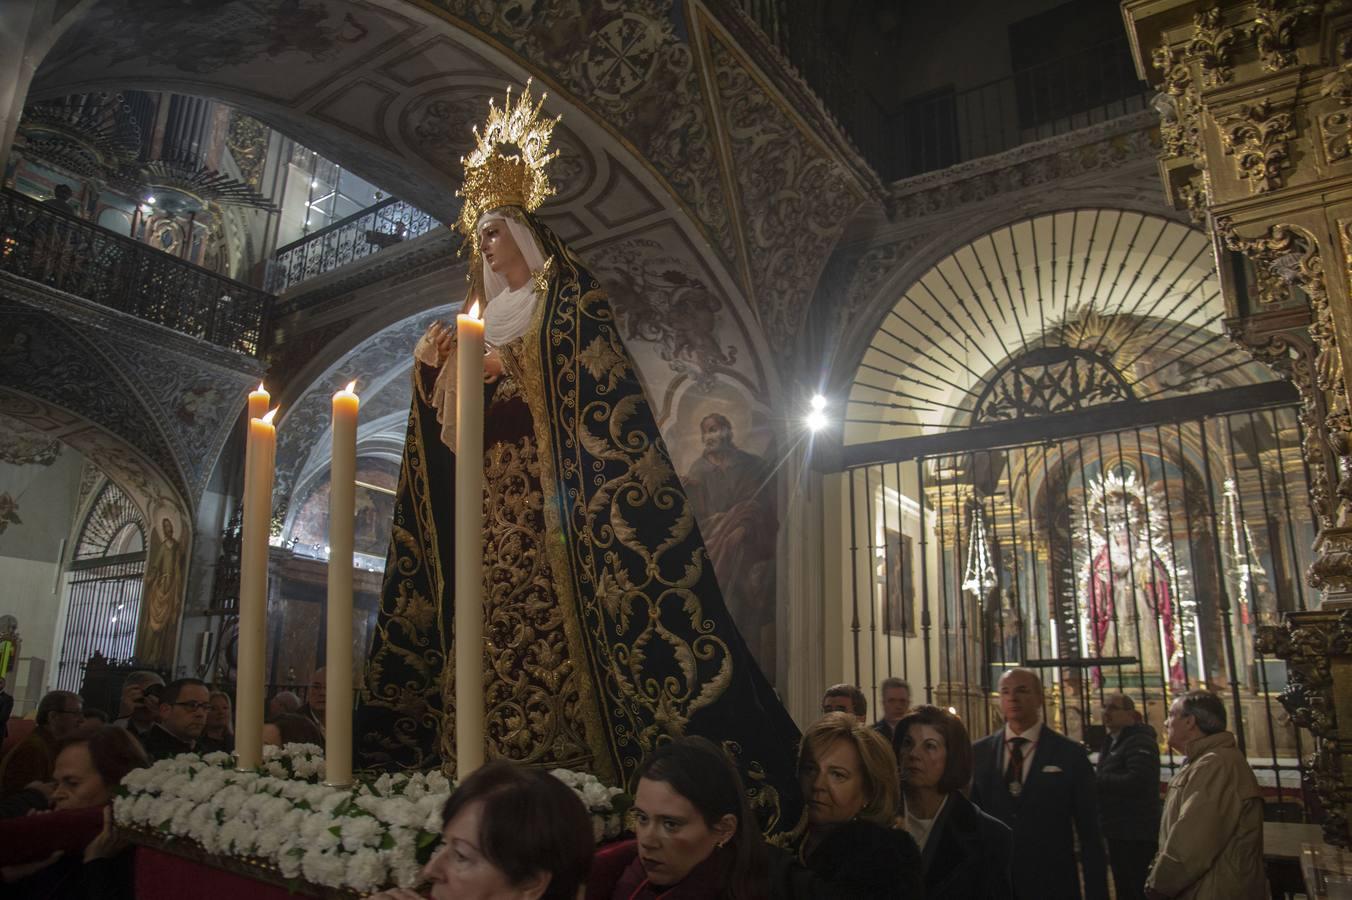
[1146,690,1265,900]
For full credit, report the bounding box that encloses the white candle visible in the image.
[236,407,277,770]
[326,382,358,786]
[455,303,486,778]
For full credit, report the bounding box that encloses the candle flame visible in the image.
[468,300,481,319]
[256,382,266,393]
[262,407,279,425]
[344,380,356,393]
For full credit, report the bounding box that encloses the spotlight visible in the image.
[144,196,156,205]
[806,409,828,432]
[810,394,827,412]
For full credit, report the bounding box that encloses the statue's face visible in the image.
[478,218,526,280]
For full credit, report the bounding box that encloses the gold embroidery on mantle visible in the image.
[501,308,617,785]
[480,434,592,769]
[542,258,736,782]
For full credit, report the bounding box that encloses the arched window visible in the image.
[56,480,146,691]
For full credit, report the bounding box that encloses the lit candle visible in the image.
[236,407,277,770]
[325,381,358,786]
[455,302,486,778]
[248,383,270,424]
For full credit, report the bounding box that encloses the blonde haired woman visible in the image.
[781,712,923,898]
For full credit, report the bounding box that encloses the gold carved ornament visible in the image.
[1188,7,1237,88]
[1250,0,1322,73]
[1216,100,1296,193]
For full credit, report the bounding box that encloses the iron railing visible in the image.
[0,189,271,356]
[268,196,440,293]
[721,0,1149,182]
[842,402,1317,821]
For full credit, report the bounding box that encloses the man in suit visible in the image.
[1096,693,1161,900]
[872,677,911,742]
[972,668,1109,900]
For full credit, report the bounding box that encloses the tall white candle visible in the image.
[455,303,486,778]
[236,407,276,770]
[326,381,358,786]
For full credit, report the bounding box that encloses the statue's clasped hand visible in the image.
[419,320,455,368]
[484,348,504,384]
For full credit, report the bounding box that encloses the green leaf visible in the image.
[379,833,395,850]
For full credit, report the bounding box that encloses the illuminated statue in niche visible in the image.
[1078,467,1186,688]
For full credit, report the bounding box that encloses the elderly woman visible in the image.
[784,712,923,898]
[374,760,594,900]
[895,705,1012,899]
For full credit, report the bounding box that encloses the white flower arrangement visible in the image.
[114,744,630,894]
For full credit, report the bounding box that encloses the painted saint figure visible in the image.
[683,413,778,671]
[138,516,184,666]
[355,84,800,832]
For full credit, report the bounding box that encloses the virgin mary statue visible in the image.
[356,84,801,831]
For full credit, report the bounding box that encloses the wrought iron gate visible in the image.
[55,480,146,692]
[843,401,1314,819]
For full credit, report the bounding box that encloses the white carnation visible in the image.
[344,847,387,893]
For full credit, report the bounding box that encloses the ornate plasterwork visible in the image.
[1216,100,1296,193]
[889,114,1159,220]
[1188,7,1238,88]
[706,34,861,353]
[0,273,262,506]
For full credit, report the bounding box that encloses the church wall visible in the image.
[0,439,85,706]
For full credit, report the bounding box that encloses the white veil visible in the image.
[478,209,547,347]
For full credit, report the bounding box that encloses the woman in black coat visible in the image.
[772,712,924,899]
[894,705,1013,900]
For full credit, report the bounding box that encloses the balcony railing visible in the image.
[268,196,440,293]
[0,189,271,356]
[720,0,1150,182]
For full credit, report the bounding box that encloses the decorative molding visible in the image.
[1216,100,1296,193]
[887,113,1159,220]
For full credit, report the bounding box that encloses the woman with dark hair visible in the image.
[587,736,767,899]
[373,759,593,900]
[895,705,1012,899]
[0,725,150,896]
[783,712,924,898]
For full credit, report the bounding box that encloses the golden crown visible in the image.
[456,80,561,237]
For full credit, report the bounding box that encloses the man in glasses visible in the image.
[140,678,210,761]
[0,689,82,795]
